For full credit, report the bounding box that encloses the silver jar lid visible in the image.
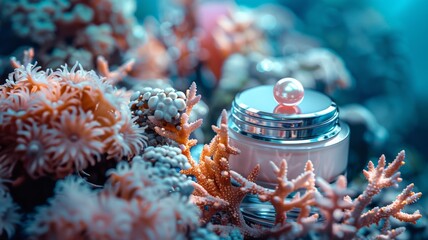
[229,85,341,144]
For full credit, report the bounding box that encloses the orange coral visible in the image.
[150,82,202,160]
[233,160,318,224]
[199,7,270,79]
[182,111,260,231]
[0,53,147,180]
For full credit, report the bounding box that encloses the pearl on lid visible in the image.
[273,78,304,106]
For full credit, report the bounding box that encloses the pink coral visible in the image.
[26,160,200,240]
[315,151,422,239]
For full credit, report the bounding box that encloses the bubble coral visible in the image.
[135,145,194,196]
[0,57,147,180]
[130,86,188,146]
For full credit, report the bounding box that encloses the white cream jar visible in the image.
[228,80,350,188]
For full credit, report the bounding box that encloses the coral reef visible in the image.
[0,0,142,78]
[312,151,422,239]
[0,1,425,237]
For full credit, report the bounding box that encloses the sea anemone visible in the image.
[104,106,147,160]
[32,81,81,117]
[51,107,104,176]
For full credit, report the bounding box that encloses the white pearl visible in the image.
[273,78,304,106]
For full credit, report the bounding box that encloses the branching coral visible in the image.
[232,160,319,238]
[348,151,422,233]
[0,56,147,180]
[147,84,257,236]
[181,111,261,237]
[148,82,202,156]
[314,151,422,239]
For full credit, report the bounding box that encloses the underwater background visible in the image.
[0,0,427,239]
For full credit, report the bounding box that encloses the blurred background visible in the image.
[0,0,427,235]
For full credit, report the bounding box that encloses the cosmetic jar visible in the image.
[227,79,350,225]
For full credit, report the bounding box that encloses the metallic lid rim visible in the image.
[231,108,340,129]
[229,121,342,144]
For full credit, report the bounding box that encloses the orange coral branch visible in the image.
[348,151,417,228]
[178,108,263,237]
[10,48,34,69]
[97,56,135,85]
[359,183,422,227]
[151,82,202,164]
[233,160,316,225]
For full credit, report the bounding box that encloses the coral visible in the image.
[314,151,422,239]
[149,82,202,158]
[0,68,423,239]
[129,86,188,146]
[125,26,171,80]
[188,226,221,240]
[26,158,200,240]
[232,160,318,237]
[182,111,260,236]
[159,0,200,77]
[0,189,21,238]
[96,56,135,85]
[199,5,270,80]
[148,84,259,233]
[1,0,141,73]
[0,183,20,239]
[0,55,146,180]
[135,145,194,196]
